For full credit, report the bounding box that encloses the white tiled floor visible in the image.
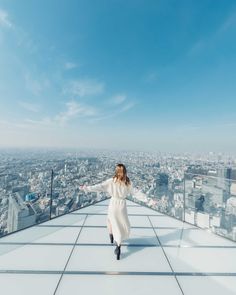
[149,215,196,228]
[180,228,236,246]
[164,247,236,273]
[154,228,184,245]
[176,276,236,295]
[70,205,108,214]
[66,245,172,272]
[38,213,86,226]
[56,275,183,295]
[126,205,164,215]
[0,274,61,295]
[0,198,235,295]
[127,215,152,227]
[83,214,110,226]
[0,244,73,271]
[76,226,160,245]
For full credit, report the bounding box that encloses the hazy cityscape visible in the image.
[0,148,236,242]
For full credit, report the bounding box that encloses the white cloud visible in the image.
[120,101,136,112]
[63,78,105,97]
[187,40,205,56]
[145,71,159,83]
[0,119,38,130]
[20,100,99,128]
[187,10,236,57]
[0,9,38,54]
[24,117,53,127]
[0,9,13,28]
[54,101,98,125]
[109,94,126,105]
[24,73,50,96]
[218,10,236,34]
[88,100,137,123]
[64,62,78,70]
[18,101,41,112]
[86,113,118,122]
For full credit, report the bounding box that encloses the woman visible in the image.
[79,163,138,260]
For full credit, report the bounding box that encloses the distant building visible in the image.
[186,165,207,175]
[192,176,202,189]
[195,195,205,212]
[12,185,30,199]
[7,192,37,233]
[226,197,236,215]
[155,173,169,197]
[25,193,37,202]
[217,167,236,203]
[64,198,74,210]
[56,205,69,215]
[196,211,210,228]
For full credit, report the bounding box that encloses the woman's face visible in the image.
[116,167,124,179]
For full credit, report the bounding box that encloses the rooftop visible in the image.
[0,198,236,295]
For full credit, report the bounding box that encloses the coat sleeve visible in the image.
[128,181,146,201]
[83,178,110,193]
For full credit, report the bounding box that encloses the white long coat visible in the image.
[84,177,140,245]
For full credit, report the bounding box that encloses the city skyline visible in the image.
[1,0,236,152]
[1,147,236,241]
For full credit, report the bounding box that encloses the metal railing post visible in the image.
[49,169,54,219]
[183,173,186,222]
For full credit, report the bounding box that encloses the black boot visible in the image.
[109,233,114,244]
[114,243,121,260]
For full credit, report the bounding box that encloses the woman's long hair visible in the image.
[112,163,131,186]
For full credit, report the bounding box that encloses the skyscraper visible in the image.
[7,193,37,233]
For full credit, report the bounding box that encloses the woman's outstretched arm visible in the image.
[80,178,110,193]
[128,181,146,201]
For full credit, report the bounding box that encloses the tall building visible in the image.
[12,185,30,199]
[7,192,37,233]
[217,167,236,203]
[155,173,169,197]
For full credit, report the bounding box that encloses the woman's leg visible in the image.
[107,217,113,234]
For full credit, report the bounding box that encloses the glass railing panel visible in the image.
[128,173,185,222]
[1,166,235,244]
[0,169,52,238]
[184,172,236,241]
[128,172,236,242]
[51,168,110,218]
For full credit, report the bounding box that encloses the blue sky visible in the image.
[0,0,236,153]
